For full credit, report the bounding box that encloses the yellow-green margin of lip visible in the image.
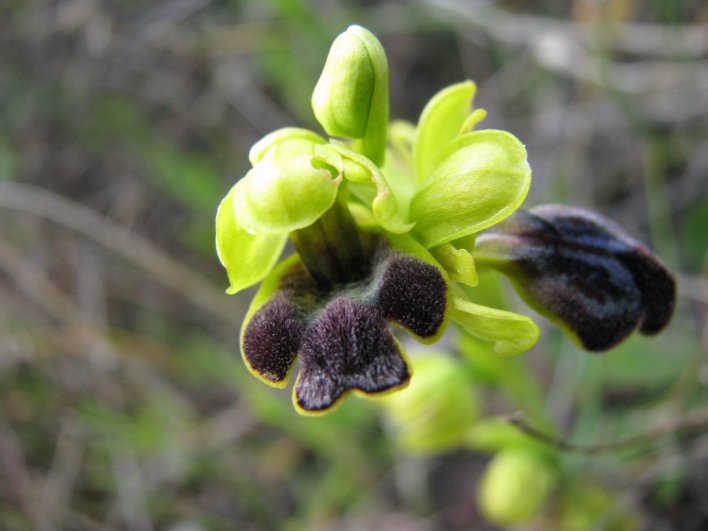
[382,231,452,346]
[239,254,302,389]
[291,335,413,417]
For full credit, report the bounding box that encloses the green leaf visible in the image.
[409,130,531,248]
[413,80,476,181]
[234,139,343,234]
[451,297,539,357]
[215,184,287,294]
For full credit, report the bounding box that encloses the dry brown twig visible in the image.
[508,407,708,456]
[0,181,233,321]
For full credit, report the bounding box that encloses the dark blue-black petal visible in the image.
[475,205,676,351]
[376,254,448,338]
[242,295,305,384]
[295,298,409,412]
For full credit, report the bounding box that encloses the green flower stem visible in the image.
[289,194,368,288]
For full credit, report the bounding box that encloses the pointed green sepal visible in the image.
[409,130,532,248]
[215,184,287,294]
[450,297,540,357]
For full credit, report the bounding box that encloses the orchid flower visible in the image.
[215,25,675,414]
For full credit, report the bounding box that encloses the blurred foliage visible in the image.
[0,0,706,530]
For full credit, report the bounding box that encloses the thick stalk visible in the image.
[289,196,368,289]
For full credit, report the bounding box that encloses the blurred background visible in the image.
[0,0,706,529]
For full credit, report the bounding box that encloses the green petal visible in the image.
[234,139,343,234]
[409,130,531,248]
[431,242,479,287]
[413,80,476,182]
[215,184,287,294]
[451,297,539,357]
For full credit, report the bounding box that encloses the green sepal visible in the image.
[239,254,302,388]
[431,242,479,287]
[413,80,477,182]
[331,143,413,234]
[234,138,343,234]
[382,120,418,222]
[215,184,287,294]
[450,297,540,357]
[409,129,532,248]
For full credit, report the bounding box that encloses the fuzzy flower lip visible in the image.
[474,205,676,351]
[241,243,448,413]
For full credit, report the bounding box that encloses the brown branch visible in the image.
[423,0,708,58]
[507,408,708,456]
[0,181,234,321]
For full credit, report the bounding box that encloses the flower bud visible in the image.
[477,449,556,526]
[312,25,389,165]
[380,352,480,454]
[474,205,676,351]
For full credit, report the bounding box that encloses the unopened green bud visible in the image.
[380,352,480,454]
[559,481,640,531]
[312,25,389,166]
[477,449,556,526]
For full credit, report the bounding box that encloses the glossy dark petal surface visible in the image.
[475,205,676,351]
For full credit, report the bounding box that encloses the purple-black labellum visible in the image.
[475,205,676,351]
[241,243,448,412]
